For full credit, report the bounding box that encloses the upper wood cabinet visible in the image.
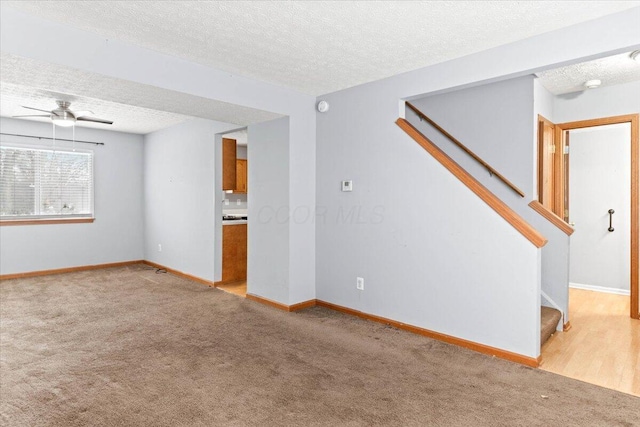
[222,138,237,191]
[235,159,247,193]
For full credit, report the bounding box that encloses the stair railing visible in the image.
[396,118,546,248]
[406,102,525,198]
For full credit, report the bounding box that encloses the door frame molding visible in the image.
[557,114,639,319]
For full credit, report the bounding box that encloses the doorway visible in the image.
[567,123,630,295]
[538,114,638,319]
[217,129,249,297]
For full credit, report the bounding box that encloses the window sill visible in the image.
[0,218,95,226]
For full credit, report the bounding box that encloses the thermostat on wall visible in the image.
[341,180,353,192]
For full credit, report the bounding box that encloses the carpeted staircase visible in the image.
[541,306,562,347]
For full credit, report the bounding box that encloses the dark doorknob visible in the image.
[608,209,615,232]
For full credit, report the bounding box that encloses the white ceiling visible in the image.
[5,1,639,96]
[1,2,639,134]
[536,51,640,95]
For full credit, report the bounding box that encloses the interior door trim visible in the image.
[557,114,639,320]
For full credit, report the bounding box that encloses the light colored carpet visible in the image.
[1,265,638,426]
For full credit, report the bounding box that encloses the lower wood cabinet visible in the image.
[222,224,247,282]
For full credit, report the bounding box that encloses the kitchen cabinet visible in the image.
[222,138,237,191]
[222,138,248,194]
[235,159,247,193]
[222,223,247,282]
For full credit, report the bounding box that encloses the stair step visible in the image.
[541,306,562,347]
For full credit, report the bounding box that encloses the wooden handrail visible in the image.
[396,118,547,248]
[405,102,525,198]
[528,201,574,236]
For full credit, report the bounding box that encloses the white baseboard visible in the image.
[569,282,630,296]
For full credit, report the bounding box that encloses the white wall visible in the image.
[569,124,631,292]
[0,117,144,274]
[144,118,237,281]
[247,117,290,302]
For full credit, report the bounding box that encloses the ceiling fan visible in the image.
[13,100,113,127]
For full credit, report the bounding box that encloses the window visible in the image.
[0,145,94,222]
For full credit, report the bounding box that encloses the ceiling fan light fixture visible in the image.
[51,118,76,127]
[51,108,76,127]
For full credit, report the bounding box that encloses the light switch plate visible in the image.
[341,180,353,192]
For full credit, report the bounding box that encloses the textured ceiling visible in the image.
[1,82,192,134]
[0,53,282,134]
[536,51,640,95]
[5,1,639,96]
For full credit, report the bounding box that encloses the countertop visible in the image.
[223,220,247,225]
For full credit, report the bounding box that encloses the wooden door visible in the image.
[222,138,237,191]
[538,115,556,212]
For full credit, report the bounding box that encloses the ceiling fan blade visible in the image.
[22,106,57,116]
[77,116,113,125]
[73,110,95,118]
[12,114,51,118]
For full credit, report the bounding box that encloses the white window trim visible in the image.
[0,141,95,223]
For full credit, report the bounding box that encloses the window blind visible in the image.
[0,145,94,219]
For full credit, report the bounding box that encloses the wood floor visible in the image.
[216,280,247,297]
[541,288,639,397]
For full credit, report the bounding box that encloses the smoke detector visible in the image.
[584,79,601,89]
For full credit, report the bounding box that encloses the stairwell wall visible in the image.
[408,77,570,329]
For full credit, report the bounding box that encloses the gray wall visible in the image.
[552,80,640,307]
[237,145,247,160]
[534,78,555,125]
[0,117,144,274]
[553,80,640,123]
[144,118,236,281]
[409,77,570,327]
[569,124,631,292]
[410,76,535,204]
[1,4,317,306]
[533,78,569,324]
[247,117,290,303]
[314,7,639,357]
[316,79,541,357]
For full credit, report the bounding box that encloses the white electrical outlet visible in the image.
[356,277,364,290]
[224,199,229,206]
[158,244,162,252]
